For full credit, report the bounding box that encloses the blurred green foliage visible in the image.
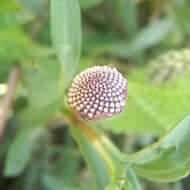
[0,0,190,190]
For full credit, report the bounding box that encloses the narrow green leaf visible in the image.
[43,174,78,190]
[69,122,130,190]
[129,113,190,182]
[70,126,110,190]
[90,19,173,59]
[115,19,173,58]
[43,146,79,185]
[114,0,138,38]
[51,0,81,90]
[128,19,173,52]
[79,0,104,9]
[4,128,43,176]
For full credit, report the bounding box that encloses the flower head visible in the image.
[68,66,128,121]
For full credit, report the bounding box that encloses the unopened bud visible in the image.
[68,66,128,121]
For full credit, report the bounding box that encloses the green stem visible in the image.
[126,168,142,190]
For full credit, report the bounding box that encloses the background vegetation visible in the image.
[0,0,190,189]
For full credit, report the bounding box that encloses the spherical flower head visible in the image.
[67,66,128,121]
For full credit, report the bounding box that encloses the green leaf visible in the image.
[69,121,131,190]
[4,127,43,176]
[51,0,81,90]
[19,0,47,15]
[128,19,173,53]
[104,183,123,190]
[89,19,173,59]
[43,174,78,190]
[113,0,138,38]
[79,0,104,9]
[43,146,79,185]
[104,168,142,190]
[101,99,164,135]
[104,179,134,190]
[0,0,33,30]
[0,28,53,66]
[0,9,33,30]
[70,125,110,190]
[0,0,21,11]
[116,19,173,58]
[21,60,60,124]
[128,78,190,132]
[168,0,190,37]
[101,66,190,135]
[128,113,190,182]
[0,28,30,63]
[24,159,43,190]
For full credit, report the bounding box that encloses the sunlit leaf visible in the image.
[128,78,190,132]
[101,66,190,135]
[101,99,164,135]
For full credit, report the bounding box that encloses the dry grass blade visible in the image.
[0,67,20,140]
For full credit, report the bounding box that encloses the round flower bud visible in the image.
[67,66,128,121]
